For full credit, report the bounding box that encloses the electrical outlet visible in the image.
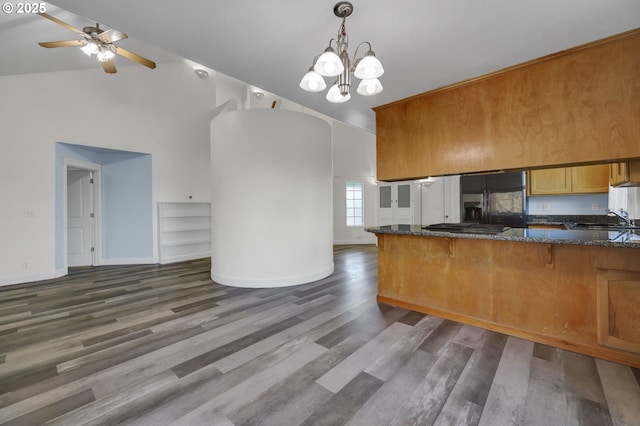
[592,203,599,212]
[543,203,550,212]
[24,210,34,217]
[21,262,28,269]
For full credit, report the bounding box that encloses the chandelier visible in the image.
[299,2,384,103]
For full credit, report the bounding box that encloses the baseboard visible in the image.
[377,294,640,369]
[160,252,211,265]
[0,271,59,287]
[100,257,156,266]
[333,238,377,245]
[212,264,335,288]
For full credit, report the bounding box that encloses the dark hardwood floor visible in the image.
[1,245,639,425]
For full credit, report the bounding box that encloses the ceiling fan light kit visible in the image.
[37,12,156,74]
[300,1,384,103]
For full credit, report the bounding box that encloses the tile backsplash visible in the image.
[527,194,609,216]
[527,188,640,219]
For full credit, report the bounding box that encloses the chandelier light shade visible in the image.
[356,77,383,96]
[353,52,384,79]
[314,48,344,77]
[300,2,384,104]
[326,84,351,103]
[299,68,327,92]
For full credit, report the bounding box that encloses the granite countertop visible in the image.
[365,224,640,249]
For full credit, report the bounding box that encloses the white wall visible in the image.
[0,62,216,285]
[332,121,377,245]
[0,61,377,286]
[210,109,334,287]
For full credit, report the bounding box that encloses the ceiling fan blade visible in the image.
[38,40,85,48]
[114,46,156,69]
[101,60,117,74]
[98,29,128,44]
[38,12,86,36]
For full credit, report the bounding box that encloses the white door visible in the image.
[443,175,461,223]
[67,170,94,267]
[378,183,394,225]
[394,182,414,224]
[421,178,445,225]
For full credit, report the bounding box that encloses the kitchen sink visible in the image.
[611,230,640,243]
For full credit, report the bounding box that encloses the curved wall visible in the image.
[210,109,333,287]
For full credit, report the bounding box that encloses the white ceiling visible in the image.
[2,0,640,133]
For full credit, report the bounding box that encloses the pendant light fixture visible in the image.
[299,2,384,103]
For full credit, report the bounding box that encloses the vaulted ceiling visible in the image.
[2,0,639,133]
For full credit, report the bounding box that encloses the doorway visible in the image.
[64,159,101,269]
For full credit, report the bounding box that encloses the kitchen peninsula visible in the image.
[369,27,640,368]
[366,225,640,367]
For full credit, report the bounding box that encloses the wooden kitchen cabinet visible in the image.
[597,268,640,355]
[374,29,640,181]
[570,164,610,193]
[375,233,640,367]
[610,160,640,187]
[528,168,572,195]
[528,164,608,195]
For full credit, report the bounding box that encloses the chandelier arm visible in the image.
[352,41,373,63]
[326,38,340,52]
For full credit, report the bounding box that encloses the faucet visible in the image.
[608,208,635,226]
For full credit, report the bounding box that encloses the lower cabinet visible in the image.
[597,268,640,355]
[375,234,640,367]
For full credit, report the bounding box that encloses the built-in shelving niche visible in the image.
[158,202,211,264]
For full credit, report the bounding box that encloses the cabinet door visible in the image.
[394,183,414,224]
[378,184,394,225]
[571,164,609,194]
[597,268,640,354]
[609,162,628,186]
[528,168,572,195]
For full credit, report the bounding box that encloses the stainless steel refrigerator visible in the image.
[460,171,527,227]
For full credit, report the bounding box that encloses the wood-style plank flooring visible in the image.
[1,245,639,425]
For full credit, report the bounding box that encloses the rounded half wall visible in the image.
[210,109,334,287]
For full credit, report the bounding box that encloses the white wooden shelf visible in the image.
[158,202,211,264]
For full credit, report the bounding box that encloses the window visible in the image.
[346,181,363,226]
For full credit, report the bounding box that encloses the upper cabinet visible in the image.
[528,168,572,195]
[610,160,640,187]
[571,164,610,194]
[374,29,640,181]
[528,164,609,196]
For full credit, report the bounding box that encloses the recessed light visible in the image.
[194,69,209,79]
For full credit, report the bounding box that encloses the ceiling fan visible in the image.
[37,12,156,74]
